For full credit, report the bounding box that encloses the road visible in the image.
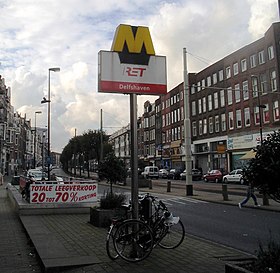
[51,169,280,255]
[99,183,280,255]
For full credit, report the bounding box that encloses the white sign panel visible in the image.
[98,51,167,95]
[30,183,98,204]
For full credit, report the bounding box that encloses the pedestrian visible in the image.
[0,171,3,186]
[238,182,260,208]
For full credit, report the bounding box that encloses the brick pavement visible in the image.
[0,180,41,273]
[2,176,276,273]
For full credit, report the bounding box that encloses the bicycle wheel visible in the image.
[114,219,154,262]
[159,219,185,249]
[106,223,119,260]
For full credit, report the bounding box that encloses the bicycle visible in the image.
[106,204,131,260]
[112,193,185,262]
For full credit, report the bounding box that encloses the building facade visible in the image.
[109,22,280,174]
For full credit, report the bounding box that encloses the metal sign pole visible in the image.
[183,48,193,196]
[130,93,139,219]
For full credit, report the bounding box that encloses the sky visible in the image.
[0,0,279,153]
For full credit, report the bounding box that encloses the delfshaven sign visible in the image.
[98,24,167,95]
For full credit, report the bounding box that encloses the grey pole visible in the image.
[183,48,193,196]
[130,94,139,219]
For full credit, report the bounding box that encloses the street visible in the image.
[99,181,280,255]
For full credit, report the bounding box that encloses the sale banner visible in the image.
[30,183,98,204]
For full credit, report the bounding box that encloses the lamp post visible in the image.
[41,67,60,180]
[251,75,266,144]
[33,111,42,168]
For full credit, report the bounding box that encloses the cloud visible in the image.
[0,0,278,152]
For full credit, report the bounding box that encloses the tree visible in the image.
[243,130,280,202]
[98,153,127,194]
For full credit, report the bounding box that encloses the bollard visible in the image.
[186,184,193,196]
[222,184,229,201]
[149,179,152,189]
[262,193,269,206]
[167,180,171,192]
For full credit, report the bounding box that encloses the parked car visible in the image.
[180,169,203,181]
[203,170,223,183]
[141,166,159,179]
[168,169,182,180]
[159,169,169,178]
[27,169,47,181]
[223,169,245,184]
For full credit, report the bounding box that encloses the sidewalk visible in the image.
[1,176,276,273]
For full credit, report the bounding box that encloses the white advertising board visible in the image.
[98,50,167,95]
[30,183,98,204]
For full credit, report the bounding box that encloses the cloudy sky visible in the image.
[0,0,278,153]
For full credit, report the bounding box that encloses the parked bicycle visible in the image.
[109,193,185,262]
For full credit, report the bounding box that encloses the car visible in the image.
[27,169,47,181]
[180,169,203,181]
[141,166,159,179]
[167,169,182,180]
[223,169,245,184]
[158,169,169,178]
[203,170,223,183]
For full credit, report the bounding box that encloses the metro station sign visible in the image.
[98,24,167,95]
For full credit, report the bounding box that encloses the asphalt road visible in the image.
[99,183,280,256]
[52,169,280,255]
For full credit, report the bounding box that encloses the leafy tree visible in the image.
[98,153,127,194]
[243,130,280,202]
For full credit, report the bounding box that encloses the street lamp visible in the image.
[41,67,60,180]
[33,111,42,168]
[251,75,267,144]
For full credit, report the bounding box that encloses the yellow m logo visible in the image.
[111,24,155,55]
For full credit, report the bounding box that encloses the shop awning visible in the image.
[240,150,256,160]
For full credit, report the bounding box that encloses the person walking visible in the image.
[238,182,260,208]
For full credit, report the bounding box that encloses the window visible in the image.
[219,70,224,81]
[226,66,231,79]
[215,115,219,132]
[233,62,239,75]
[162,115,165,127]
[198,99,202,114]
[209,117,213,133]
[227,87,233,105]
[273,101,279,121]
[203,118,207,134]
[271,70,277,91]
[197,81,201,92]
[208,94,212,111]
[236,109,242,128]
[191,101,196,116]
[199,120,203,135]
[241,59,247,72]
[260,73,268,94]
[221,113,226,131]
[214,92,218,109]
[229,112,234,130]
[244,107,250,127]
[207,76,211,87]
[235,83,240,103]
[242,80,249,100]
[181,106,184,120]
[263,104,269,123]
[192,121,197,137]
[258,50,265,64]
[252,77,258,97]
[250,54,257,68]
[202,97,206,113]
[268,46,274,60]
[202,79,206,89]
[254,106,260,125]
[220,90,225,107]
[213,73,217,84]
[191,84,196,94]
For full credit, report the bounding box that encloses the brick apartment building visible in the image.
[109,22,280,174]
